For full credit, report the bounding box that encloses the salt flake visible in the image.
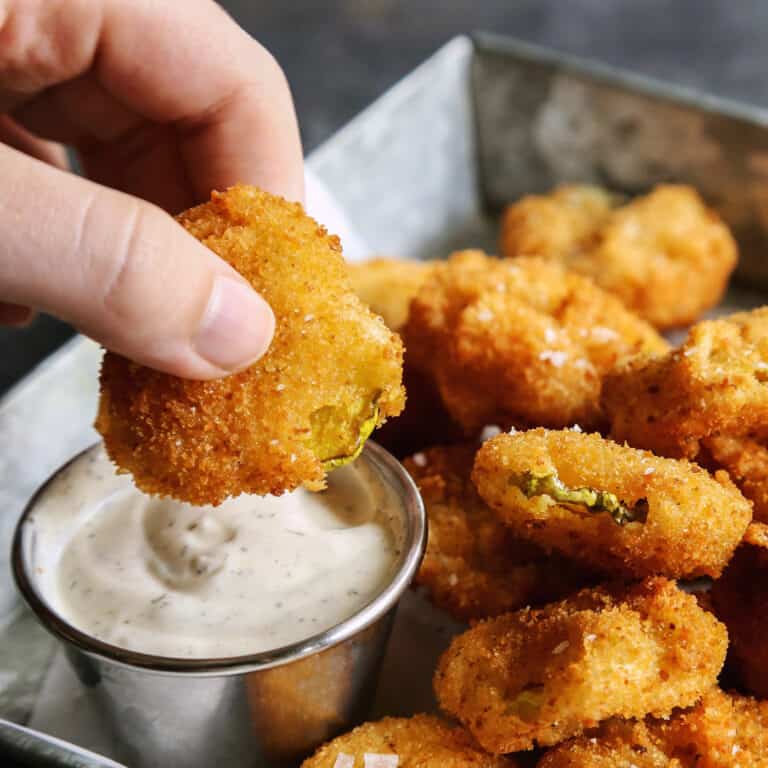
[539,350,568,367]
[333,755,354,768]
[591,326,619,343]
[412,452,427,467]
[364,755,399,768]
[480,425,502,442]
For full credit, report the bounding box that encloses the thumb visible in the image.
[0,144,274,379]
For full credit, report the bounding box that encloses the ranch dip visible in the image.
[24,445,404,658]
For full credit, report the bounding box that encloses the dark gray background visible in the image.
[4,0,768,394]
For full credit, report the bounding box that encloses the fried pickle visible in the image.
[603,307,768,458]
[348,257,435,333]
[500,185,737,329]
[499,185,614,265]
[404,444,593,622]
[538,688,768,768]
[711,522,768,699]
[472,429,750,579]
[300,714,518,768]
[96,186,405,505]
[702,434,768,523]
[404,250,667,433]
[434,578,727,753]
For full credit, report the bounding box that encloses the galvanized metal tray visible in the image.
[2,32,768,760]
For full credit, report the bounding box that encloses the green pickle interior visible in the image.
[309,393,381,471]
[512,470,648,526]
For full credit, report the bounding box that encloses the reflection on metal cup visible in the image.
[13,441,425,768]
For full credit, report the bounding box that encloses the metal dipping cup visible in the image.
[12,441,426,768]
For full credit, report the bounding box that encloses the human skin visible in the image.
[0,0,304,377]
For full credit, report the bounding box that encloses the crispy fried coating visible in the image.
[373,364,464,459]
[348,257,435,333]
[500,185,737,329]
[472,429,750,579]
[499,185,614,264]
[702,434,768,523]
[711,522,768,699]
[404,444,593,622]
[96,186,405,505]
[538,688,768,768]
[434,578,727,753]
[404,250,667,433]
[603,307,768,458]
[300,714,517,768]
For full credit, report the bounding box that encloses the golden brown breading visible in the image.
[500,185,737,330]
[404,444,593,622]
[300,714,518,768]
[434,578,728,754]
[538,688,768,768]
[711,522,768,699]
[372,364,464,459]
[499,185,615,265]
[702,434,768,523]
[96,186,405,505]
[472,429,750,579]
[404,250,667,433]
[603,307,768,459]
[348,257,435,333]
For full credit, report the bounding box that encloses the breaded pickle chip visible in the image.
[702,434,768,523]
[404,444,593,622]
[348,257,435,333]
[472,429,750,579]
[434,578,727,753]
[603,307,768,458]
[500,185,737,329]
[499,185,614,266]
[404,250,666,433]
[538,688,768,768]
[96,186,405,505]
[711,522,768,699]
[300,714,518,768]
[348,257,462,457]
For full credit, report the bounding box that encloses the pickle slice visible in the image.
[309,394,381,471]
[512,470,647,526]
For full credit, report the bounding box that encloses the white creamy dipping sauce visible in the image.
[25,445,404,658]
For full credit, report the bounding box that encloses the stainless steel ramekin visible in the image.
[12,441,425,768]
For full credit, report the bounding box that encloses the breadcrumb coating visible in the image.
[472,429,750,579]
[702,434,768,523]
[433,578,727,753]
[404,250,666,433]
[300,714,517,768]
[96,186,405,505]
[711,522,768,699]
[538,688,768,768]
[500,185,737,329]
[499,185,614,265]
[404,444,593,622]
[348,257,435,333]
[603,307,768,458]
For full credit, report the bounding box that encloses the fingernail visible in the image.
[194,277,275,371]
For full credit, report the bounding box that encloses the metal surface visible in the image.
[13,442,425,768]
[1,30,768,763]
[472,33,768,285]
[0,718,125,768]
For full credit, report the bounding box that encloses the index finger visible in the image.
[1,0,304,201]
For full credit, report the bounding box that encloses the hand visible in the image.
[0,0,304,378]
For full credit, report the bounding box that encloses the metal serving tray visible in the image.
[2,32,768,757]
